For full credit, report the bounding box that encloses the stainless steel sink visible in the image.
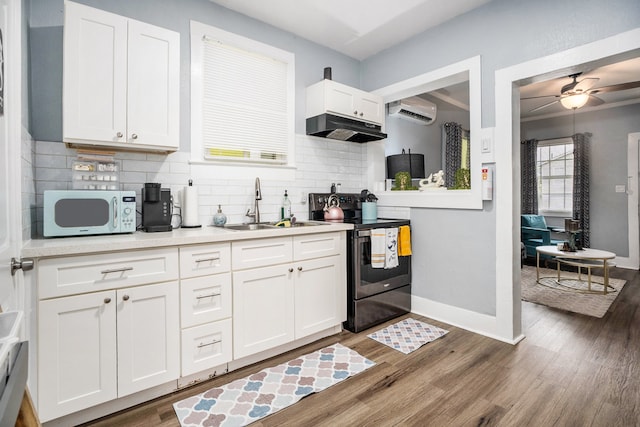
[224,223,277,231]
[288,221,329,227]
[224,221,329,231]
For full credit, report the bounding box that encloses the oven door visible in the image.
[350,228,411,300]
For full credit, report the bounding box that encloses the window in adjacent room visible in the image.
[190,21,295,165]
[536,137,573,215]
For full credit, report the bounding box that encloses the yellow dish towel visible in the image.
[398,225,412,256]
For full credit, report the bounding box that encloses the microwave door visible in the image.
[54,198,114,234]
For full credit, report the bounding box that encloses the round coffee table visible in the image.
[535,246,616,294]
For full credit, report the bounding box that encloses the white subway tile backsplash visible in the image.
[32,137,367,235]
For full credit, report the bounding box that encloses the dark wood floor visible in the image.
[82,265,640,427]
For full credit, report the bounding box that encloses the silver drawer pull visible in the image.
[196,293,221,299]
[195,257,221,263]
[197,339,221,348]
[101,267,133,274]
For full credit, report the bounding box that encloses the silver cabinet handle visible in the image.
[122,295,130,301]
[131,134,138,139]
[112,196,118,228]
[196,293,221,300]
[197,339,221,348]
[288,268,294,273]
[195,257,220,263]
[353,110,358,115]
[298,266,303,271]
[100,267,133,274]
[359,112,364,116]
[11,258,34,276]
[116,132,123,138]
[104,297,112,304]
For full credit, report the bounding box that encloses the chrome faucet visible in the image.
[246,177,262,223]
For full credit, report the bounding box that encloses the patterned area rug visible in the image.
[173,343,374,427]
[521,265,626,318]
[367,318,449,354]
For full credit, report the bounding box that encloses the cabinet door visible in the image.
[325,84,356,118]
[116,281,180,397]
[294,255,344,339]
[233,265,295,359]
[38,291,117,422]
[358,92,384,125]
[63,1,127,144]
[127,20,180,149]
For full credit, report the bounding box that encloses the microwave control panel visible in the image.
[120,194,137,232]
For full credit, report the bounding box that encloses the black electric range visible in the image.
[308,193,411,332]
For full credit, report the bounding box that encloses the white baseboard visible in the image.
[411,294,524,345]
[613,255,638,270]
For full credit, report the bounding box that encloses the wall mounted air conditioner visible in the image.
[388,96,437,125]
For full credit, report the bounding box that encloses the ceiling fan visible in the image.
[524,73,640,112]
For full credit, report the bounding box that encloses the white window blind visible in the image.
[537,138,574,214]
[199,33,291,164]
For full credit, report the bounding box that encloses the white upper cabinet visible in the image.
[306,79,384,125]
[63,1,180,152]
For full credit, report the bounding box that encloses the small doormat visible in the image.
[173,343,374,427]
[367,318,449,354]
[521,265,626,318]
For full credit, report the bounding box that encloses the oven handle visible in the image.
[357,229,371,238]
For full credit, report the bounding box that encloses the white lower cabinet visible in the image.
[38,281,179,421]
[232,233,345,359]
[38,290,117,421]
[294,255,343,338]
[33,233,346,422]
[232,264,296,359]
[179,267,233,376]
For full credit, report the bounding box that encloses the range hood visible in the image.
[306,113,387,143]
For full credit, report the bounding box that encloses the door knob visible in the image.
[11,258,34,276]
[131,134,138,140]
[116,132,123,138]
[122,295,130,301]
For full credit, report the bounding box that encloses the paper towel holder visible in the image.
[182,179,202,228]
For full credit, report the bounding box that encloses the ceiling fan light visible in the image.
[560,93,589,109]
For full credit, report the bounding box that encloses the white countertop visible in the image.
[22,222,353,258]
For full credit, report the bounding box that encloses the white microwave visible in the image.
[43,190,137,237]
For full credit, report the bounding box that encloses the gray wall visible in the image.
[28,0,362,146]
[522,103,640,257]
[361,0,640,316]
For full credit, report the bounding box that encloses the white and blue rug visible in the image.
[173,343,374,427]
[367,318,449,354]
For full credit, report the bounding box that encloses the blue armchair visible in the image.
[521,214,564,258]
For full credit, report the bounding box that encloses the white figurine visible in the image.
[419,170,445,190]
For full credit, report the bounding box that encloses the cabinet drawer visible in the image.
[293,232,343,261]
[38,248,179,299]
[232,237,292,270]
[181,319,232,377]
[180,273,232,328]
[180,243,231,279]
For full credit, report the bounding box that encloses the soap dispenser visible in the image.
[213,204,227,226]
[281,190,292,220]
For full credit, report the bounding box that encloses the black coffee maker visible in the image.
[142,183,173,232]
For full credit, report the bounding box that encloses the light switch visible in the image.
[481,137,491,153]
[615,185,626,193]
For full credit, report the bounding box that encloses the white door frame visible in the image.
[0,0,23,312]
[626,132,640,269]
[495,28,640,341]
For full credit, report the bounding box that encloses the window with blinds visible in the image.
[191,22,294,165]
